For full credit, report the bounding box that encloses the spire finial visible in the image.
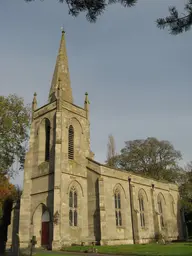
[61,26,65,34]
[33,92,37,103]
[32,92,37,120]
[84,92,90,119]
[84,92,89,104]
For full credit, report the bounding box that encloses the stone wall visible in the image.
[94,163,181,244]
[87,170,101,243]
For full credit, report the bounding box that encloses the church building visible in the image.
[13,31,183,249]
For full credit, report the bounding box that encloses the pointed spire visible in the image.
[84,92,90,119]
[49,29,73,103]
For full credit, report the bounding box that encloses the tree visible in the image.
[157,1,192,35]
[25,0,137,22]
[179,162,192,238]
[180,162,192,212]
[0,175,17,220]
[110,137,182,182]
[25,0,192,34]
[106,134,117,167]
[0,94,30,177]
[0,94,28,252]
[0,176,22,254]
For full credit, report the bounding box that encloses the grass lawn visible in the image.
[30,243,192,256]
[58,243,192,256]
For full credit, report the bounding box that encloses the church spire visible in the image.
[49,29,73,103]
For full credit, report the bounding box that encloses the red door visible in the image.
[41,222,49,246]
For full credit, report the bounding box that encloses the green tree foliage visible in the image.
[0,175,16,221]
[25,0,192,34]
[107,137,182,182]
[0,94,30,177]
[25,0,137,22]
[180,162,192,212]
[157,1,192,35]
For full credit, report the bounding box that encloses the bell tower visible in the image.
[19,30,91,249]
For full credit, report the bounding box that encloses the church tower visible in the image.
[19,30,91,249]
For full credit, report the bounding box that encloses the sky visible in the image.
[0,0,192,187]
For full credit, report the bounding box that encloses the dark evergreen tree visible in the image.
[25,0,192,34]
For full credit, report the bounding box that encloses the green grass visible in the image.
[35,255,65,256]
[31,243,192,256]
[35,255,61,256]
[60,243,192,256]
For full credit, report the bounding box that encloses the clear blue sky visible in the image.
[0,0,192,186]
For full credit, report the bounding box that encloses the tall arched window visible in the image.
[157,197,164,228]
[68,125,74,160]
[45,119,50,161]
[69,187,77,226]
[114,190,122,227]
[139,195,145,227]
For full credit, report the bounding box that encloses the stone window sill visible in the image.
[141,227,148,231]
[70,226,79,229]
[116,226,125,230]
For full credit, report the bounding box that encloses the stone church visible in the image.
[8,31,183,250]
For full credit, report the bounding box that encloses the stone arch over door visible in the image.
[31,203,51,249]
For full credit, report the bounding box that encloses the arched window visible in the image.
[45,119,50,161]
[69,187,77,226]
[68,125,74,160]
[157,197,164,228]
[139,195,145,227]
[114,190,122,227]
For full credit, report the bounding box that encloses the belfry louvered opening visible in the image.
[68,125,74,160]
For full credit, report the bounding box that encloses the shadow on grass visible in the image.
[184,243,192,246]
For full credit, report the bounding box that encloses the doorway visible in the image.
[41,210,50,248]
